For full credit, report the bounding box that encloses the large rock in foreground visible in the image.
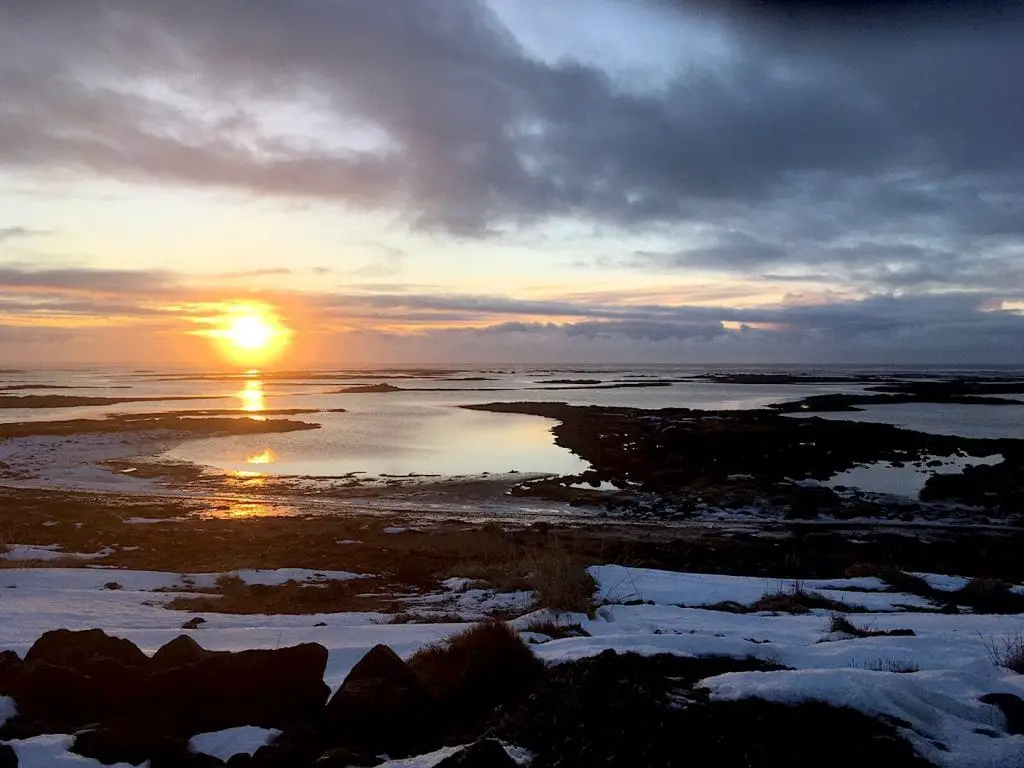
[325,644,437,754]
[145,642,330,734]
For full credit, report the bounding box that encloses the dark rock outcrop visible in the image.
[25,628,149,668]
[0,743,16,768]
[73,720,188,767]
[981,692,1024,735]
[144,642,330,734]
[325,644,437,754]
[150,635,214,670]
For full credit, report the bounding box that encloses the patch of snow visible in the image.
[3,544,112,562]
[909,572,971,592]
[4,733,135,767]
[376,742,532,767]
[566,480,617,491]
[189,726,281,761]
[701,668,1024,768]
[0,696,15,728]
[228,569,366,587]
[589,566,927,612]
[440,577,474,591]
[335,539,362,545]
[382,527,409,534]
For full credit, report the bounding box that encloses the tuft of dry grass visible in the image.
[981,630,1024,674]
[521,618,589,639]
[379,612,467,625]
[165,578,384,614]
[408,620,544,714]
[523,537,597,615]
[858,657,920,673]
[755,581,857,615]
[827,614,916,638]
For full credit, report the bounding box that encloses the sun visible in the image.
[201,303,293,365]
[225,314,277,351]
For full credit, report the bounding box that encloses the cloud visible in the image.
[2,0,1022,242]
[1,2,1023,362]
[0,227,48,244]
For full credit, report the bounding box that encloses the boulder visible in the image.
[25,629,148,668]
[143,643,330,734]
[73,722,189,766]
[434,739,518,767]
[341,644,423,690]
[3,662,101,732]
[151,635,213,670]
[981,692,1024,735]
[325,677,435,753]
[0,651,22,695]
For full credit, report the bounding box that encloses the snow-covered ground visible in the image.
[0,564,1021,767]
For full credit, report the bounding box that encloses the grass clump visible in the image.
[982,630,1024,674]
[380,612,467,625]
[522,618,589,639]
[524,538,597,615]
[827,614,916,638]
[166,578,380,614]
[953,578,1024,614]
[408,620,544,716]
[755,581,857,615]
[858,657,921,673]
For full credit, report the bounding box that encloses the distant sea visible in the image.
[0,364,1021,491]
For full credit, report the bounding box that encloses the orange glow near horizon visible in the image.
[197,302,293,366]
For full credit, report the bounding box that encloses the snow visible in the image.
[1,562,1022,767]
[3,734,134,767]
[228,568,365,586]
[382,526,410,534]
[911,572,972,592]
[376,743,533,767]
[702,668,1024,768]
[189,726,280,761]
[0,697,15,728]
[3,544,113,562]
[590,565,932,612]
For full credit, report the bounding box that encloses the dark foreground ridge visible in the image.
[0,625,983,767]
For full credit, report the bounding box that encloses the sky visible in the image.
[1,0,1022,367]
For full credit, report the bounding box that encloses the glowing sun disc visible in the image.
[202,303,293,364]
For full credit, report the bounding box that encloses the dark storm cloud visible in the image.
[2,0,1022,241]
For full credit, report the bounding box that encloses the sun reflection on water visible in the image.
[200,501,289,519]
[238,379,267,420]
[245,448,277,465]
